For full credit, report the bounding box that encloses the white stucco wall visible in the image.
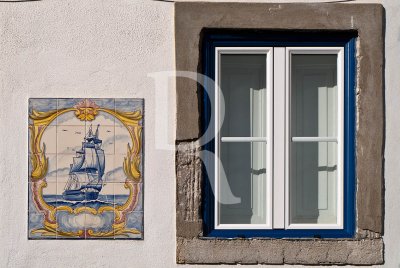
[0,1,177,267]
[381,0,400,267]
[0,0,398,267]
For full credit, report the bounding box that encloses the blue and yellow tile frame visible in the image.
[28,98,144,239]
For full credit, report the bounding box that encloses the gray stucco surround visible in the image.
[175,2,384,265]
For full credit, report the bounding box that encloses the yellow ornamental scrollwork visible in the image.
[29,99,143,238]
[74,99,100,121]
[29,108,75,181]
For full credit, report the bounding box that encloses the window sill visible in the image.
[177,237,383,265]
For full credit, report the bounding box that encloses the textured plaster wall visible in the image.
[0,0,399,267]
[0,1,177,267]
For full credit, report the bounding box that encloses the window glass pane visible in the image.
[291,55,337,137]
[220,54,266,137]
[219,142,267,224]
[289,142,337,224]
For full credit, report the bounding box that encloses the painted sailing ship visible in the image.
[62,124,105,201]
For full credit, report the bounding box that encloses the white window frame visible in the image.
[285,47,344,230]
[214,46,344,230]
[214,47,274,230]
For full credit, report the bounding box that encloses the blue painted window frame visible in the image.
[201,30,356,238]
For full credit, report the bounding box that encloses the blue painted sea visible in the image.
[43,195,130,209]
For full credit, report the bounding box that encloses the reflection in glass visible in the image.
[291,55,337,137]
[290,142,337,224]
[290,54,338,225]
[219,142,266,224]
[220,54,266,138]
[218,53,268,225]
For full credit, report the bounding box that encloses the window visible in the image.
[202,33,356,238]
[176,3,383,264]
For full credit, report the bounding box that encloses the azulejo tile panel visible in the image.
[28,98,144,239]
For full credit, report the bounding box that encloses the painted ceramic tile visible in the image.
[28,98,144,239]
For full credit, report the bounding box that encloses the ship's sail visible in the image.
[70,154,85,173]
[81,147,99,171]
[64,124,105,194]
[97,149,105,178]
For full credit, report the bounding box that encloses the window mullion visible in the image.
[272,47,286,229]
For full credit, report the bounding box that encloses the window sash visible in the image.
[214,47,273,230]
[285,47,344,230]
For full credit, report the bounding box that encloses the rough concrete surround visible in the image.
[175,2,384,265]
[177,237,384,265]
